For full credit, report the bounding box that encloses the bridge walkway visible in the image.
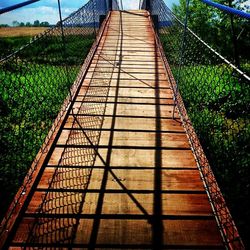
[2,10,224,249]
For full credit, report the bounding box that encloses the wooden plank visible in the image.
[163,220,223,246]
[85,72,168,81]
[64,116,185,132]
[57,130,189,148]
[103,103,179,118]
[12,219,223,247]
[38,168,105,190]
[80,77,171,87]
[71,103,178,118]
[162,193,213,216]
[100,41,156,46]
[12,218,34,243]
[104,168,203,191]
[90,62,163,69]
[76,96,174,104]
[91,59,161,66]
[99,131,189,148]
[94,219,152,245]
[98,45,155,52]
[94,149,197,169]
[162,169,205,191]
[78,87,174,99]
[26,191,99,215]
[89,60,165,69]
[101,193,153,214]
[92,55,163,62]
[12,218,92,245]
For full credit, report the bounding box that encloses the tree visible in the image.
[172,0,250,67]
[25,22,32,27]
[19,22,25,27]
[173,0,218,45]
[12,20,19,27]
[40,21,50,27]
[33,20,40,27]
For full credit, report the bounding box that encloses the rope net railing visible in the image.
[141,0,249,248]
[0,0,119,241]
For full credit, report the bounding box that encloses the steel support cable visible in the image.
[92,0,97,36]
[201,0,249,68]
[201,0,250,19]
[0,0,40,15]
[120,0,124,11]
[139,0,142,9]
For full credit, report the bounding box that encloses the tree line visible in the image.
[0,20,50,27]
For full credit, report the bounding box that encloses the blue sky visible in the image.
[0,0,178,25]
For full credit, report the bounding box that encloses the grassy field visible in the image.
[0,28,95,223]
[0,27,49,37]
[0,27,49,59]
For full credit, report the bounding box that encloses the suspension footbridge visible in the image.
[0,0,248,249]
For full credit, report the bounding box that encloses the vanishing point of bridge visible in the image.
[0,5,245,250]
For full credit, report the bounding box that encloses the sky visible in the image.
[0,0,178,25]
[1,0,248,26]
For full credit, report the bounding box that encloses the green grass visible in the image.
[0,33,94,221]
[0,63,71,217]
[0,36,32,59]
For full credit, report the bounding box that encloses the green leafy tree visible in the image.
[172,0,250,70]
[33,20,40,27]
[12,20,19,27]
[40,21,50,27]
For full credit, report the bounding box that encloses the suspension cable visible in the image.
[120,0,124,11]
[0,0,40,15]
[201,0,250,19]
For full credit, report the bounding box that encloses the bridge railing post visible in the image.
[146,0,151,12]
[99,15,106,27]
[152,15,159,34]
[100,0,109,28]
[108,0,112,11]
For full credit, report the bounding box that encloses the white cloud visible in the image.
[0,5,82,25]
[0,6,59,25]
[121,0,140,10]
[64,8,76,14]
[0,1,86,25]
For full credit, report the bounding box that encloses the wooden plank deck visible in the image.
[2,10,224,249]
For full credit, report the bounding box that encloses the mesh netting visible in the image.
[146,0,249,248]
